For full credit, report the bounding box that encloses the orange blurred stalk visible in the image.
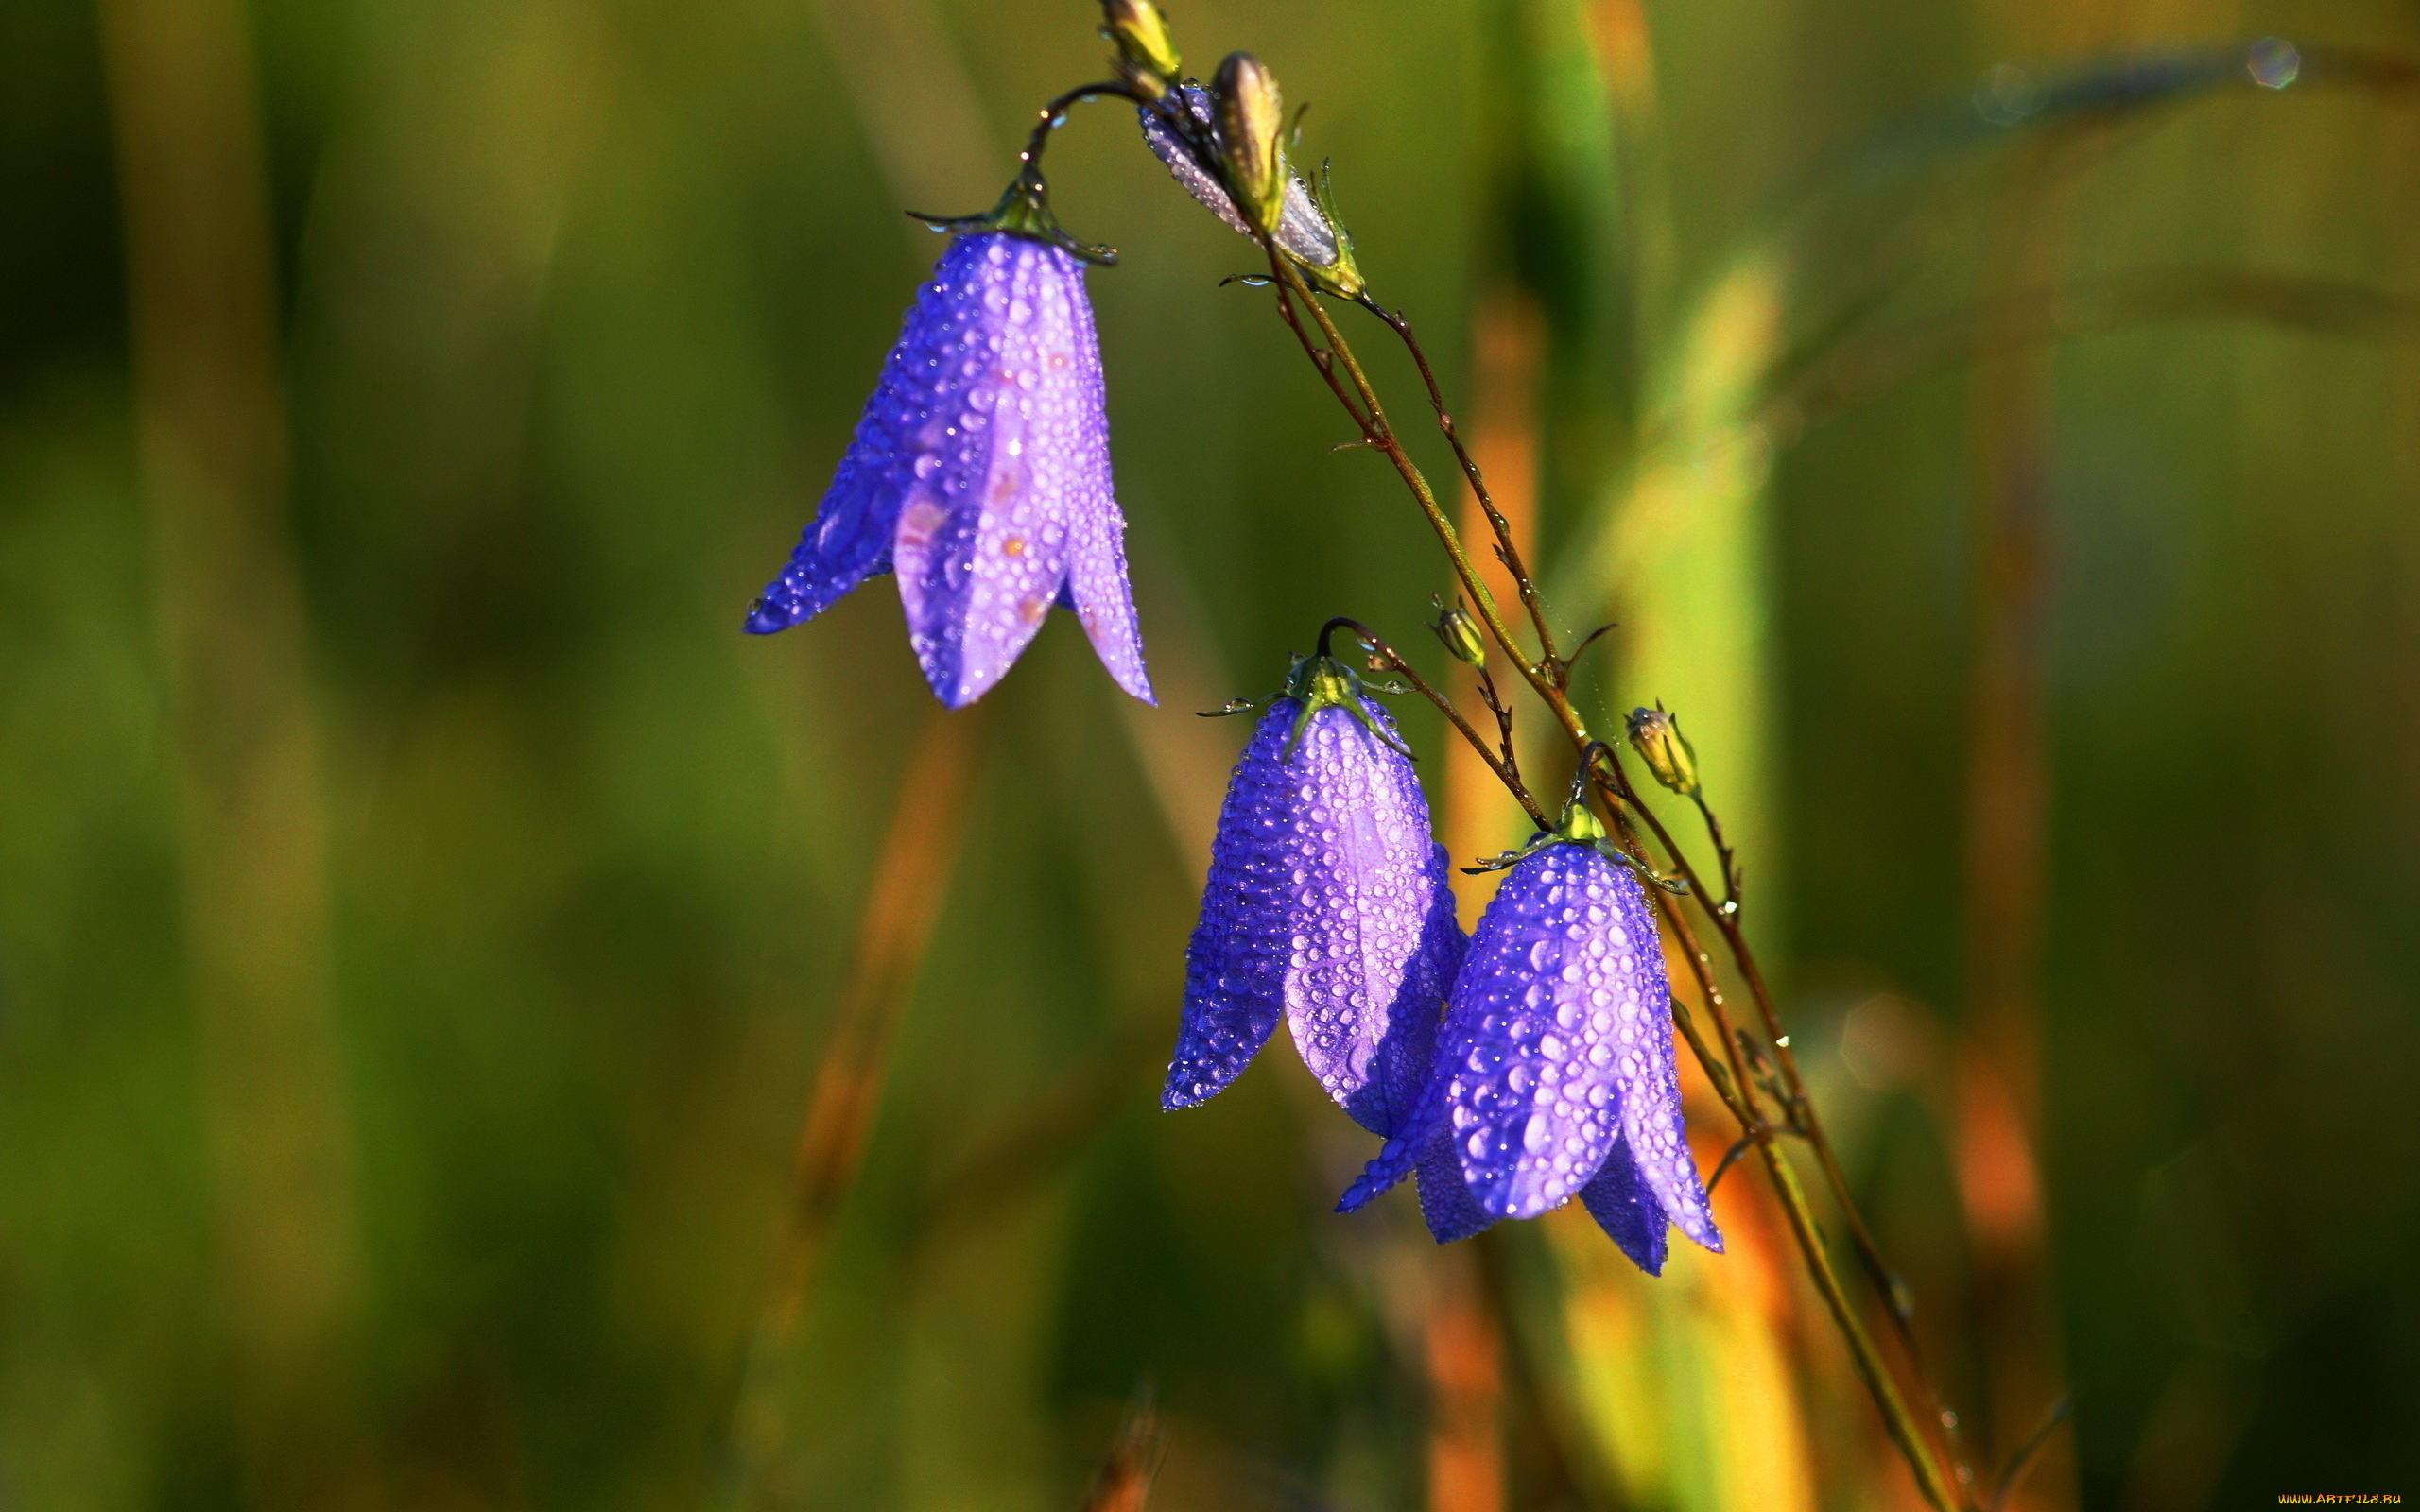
[1426,1246,1506,1512]
[725,704,989,1502]
[1958,142,2079,1511]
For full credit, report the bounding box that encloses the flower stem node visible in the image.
[1211,52,1288,234]
[1626,703,1701,798]
[1100,0,1181,99]
[1552,793,1609,846]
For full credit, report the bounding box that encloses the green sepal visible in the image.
[1278,652,1411,764]
[1291,158,1366,299]
[1460,796,1688,893]
[909,166,1117,266]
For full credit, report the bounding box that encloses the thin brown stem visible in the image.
[1644,863,1956,1511]
[1268,255,1582,745]
[1327,618,1547,829]
[1690,794,1745,908]
[1475,665,1521,788]
[1266,248,1379,437]
[1016,81,1148,175]
[1364,301,1563,670]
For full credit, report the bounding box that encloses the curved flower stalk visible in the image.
[1166,651,1463,1139]
[1341,803,1721,1275]
[745,231,1151,710]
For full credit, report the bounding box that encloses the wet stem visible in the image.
[1259,245,1973,1512]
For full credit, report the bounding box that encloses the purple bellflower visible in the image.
[1166,651,1464,1140]
[1340,801,1722,1275]
[744,231,1151,710]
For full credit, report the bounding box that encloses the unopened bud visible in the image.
[1211,52,1286,233]
[1626,705,1700,797]
[1101,0,1180,97]
[1430,600,1486,667]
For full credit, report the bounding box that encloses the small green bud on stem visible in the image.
[1626,705,1701,798]
[1100,0,1180,98]
[1211,52,1287,233]
[1430,598,1487,667]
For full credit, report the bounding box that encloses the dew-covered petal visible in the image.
[1175,694,1459,1130]
[1579,1134,1670,1275]
[1438,843,1648,1220]
[1331,850,1463,1210]
[1060,276,1153,706]
[1602,860,1722,1252]
[1281,704,1456,1136]
[746,239,1010,636]
[893,236,1094,708]
[1342,841,1464,1138]
[1414,1131,1496,1244]
[1165,702,1295,1108]
[1140,89,1253,239]
[1335,1047,1446,1212]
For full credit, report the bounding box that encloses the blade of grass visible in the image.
[96,0,366,1499]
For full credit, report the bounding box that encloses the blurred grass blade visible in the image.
[1445,288,1545,923]
[1545,1184,1818,1512]
[1955,145,2074,1508]
[725,702,989,1503]
[809,0,1001,254]
[1553,252,1786,897]
[95,0,366,1500]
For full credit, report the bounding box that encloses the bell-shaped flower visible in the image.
[1340,803,1721,1275]
[745,231,1151,710]
[1166,651,1463,1139]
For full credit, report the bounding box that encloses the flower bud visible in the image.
[1626,705,1700,797]
[1101,0,1181,98]
[1210,52,1286,234]
[1431,600,1486,667]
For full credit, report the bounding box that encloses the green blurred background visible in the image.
[4,0,2417,1506]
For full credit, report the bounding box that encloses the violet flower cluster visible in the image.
[1167,651,1721,1273]
[744,0,1721,1274]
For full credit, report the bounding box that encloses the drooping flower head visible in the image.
[1340,799,1721,1274]
[745,231,1151,710]
[1166,649,1463,1139]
